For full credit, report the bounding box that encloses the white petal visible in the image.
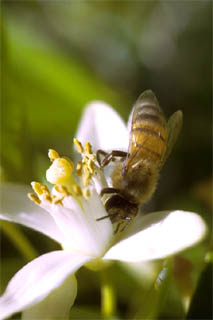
[0,250,92,320]
[50,190,113,257]
[104,210,207,262]
[0,183,66,244]
[75,101,129,152]
[22,275,77,320]
[81,190,114,253]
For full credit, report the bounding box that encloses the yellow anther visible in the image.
[87,159,94,174]
[76,162,83,177]
[31,182,41,195]
[40,184,50,195]
[83,188,91,199]
[73,138,84,154]
[82,156,88,165]
[46,158,73,185]
[43,194,52,203]
[55,185,69,196]
[31,182,49,196]
[85,141,92,155]
[53,198,63,205]
[84,164,93,176]
[73,184,82,196]
[81,152,95,173]
[82,171,91,187]
[28,193,41,205]
[48,149,60,162]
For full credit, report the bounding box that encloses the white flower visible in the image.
[0,100,207,320]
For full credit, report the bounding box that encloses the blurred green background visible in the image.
[0,1,212,319]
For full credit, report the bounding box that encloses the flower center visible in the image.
[28,139,98,207]
[28,139,114,256]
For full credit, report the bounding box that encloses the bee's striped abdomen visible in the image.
[129,94,167,164]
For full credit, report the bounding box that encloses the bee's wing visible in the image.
[159,110,183,169]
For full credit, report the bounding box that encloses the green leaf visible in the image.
[0,221,38,261]
[4,18,126,142]
[186,263,212,319]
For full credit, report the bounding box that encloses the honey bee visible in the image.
[97,90,183,232]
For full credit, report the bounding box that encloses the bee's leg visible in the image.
[119,217,131,233]
[96,212,118,222]
[114,217,132,233]
[96,149,127,168]
[97,194,124,223]
[96,150,108,166]
[114,221,123,234]
[97,211,130,234]
[101,150,127,167]
[97,214,125,235]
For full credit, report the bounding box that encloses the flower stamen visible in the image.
[28,141,99,210]
[74,138,96,189]
[73,138,84,154]
[48,149,60,162]
[52,198,63,205]
[83,188,91,199]
[31,182,50,197]
[54,185,70,196]
[76,162,83,177]
[43,194,52,203]
[85,141,93,155]
[73,184,83,196]
[27,193,41,205]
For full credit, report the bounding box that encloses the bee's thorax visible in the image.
[111,160,158,205]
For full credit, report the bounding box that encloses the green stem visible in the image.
[0,221,38,261]
[100,268,116,319]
